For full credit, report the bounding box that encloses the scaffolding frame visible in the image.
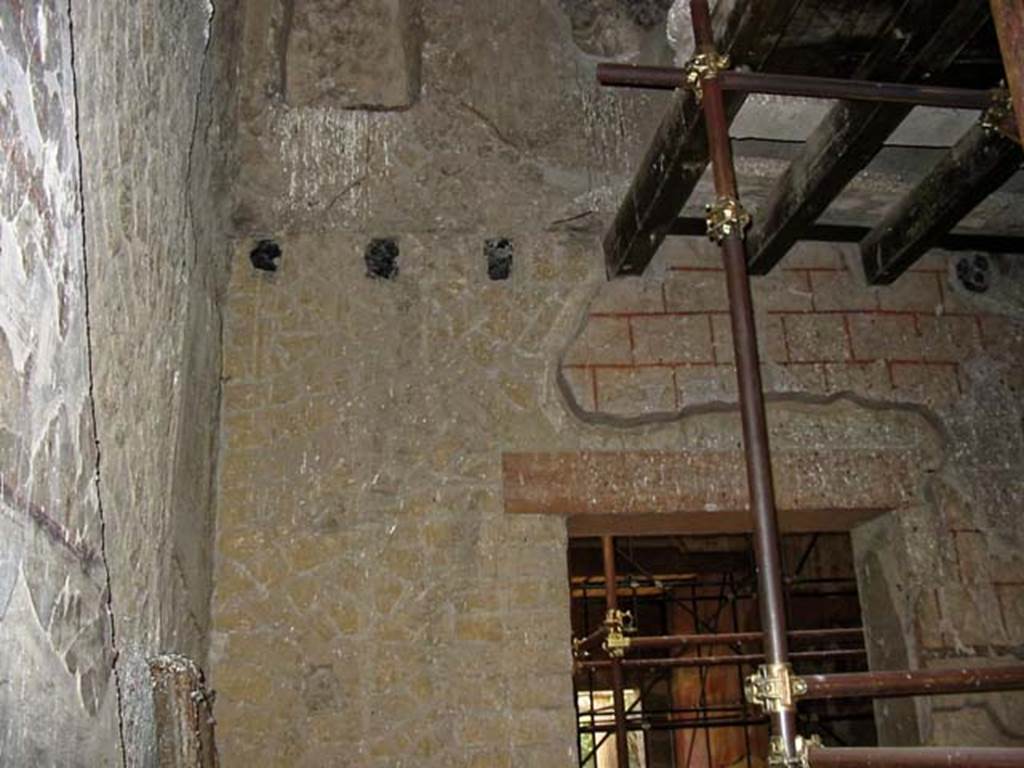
[580,2,1024,765]
[572,542,875,767]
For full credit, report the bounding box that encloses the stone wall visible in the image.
[211,0,1024,765]
[1,0,237,764]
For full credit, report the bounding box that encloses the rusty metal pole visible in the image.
[579,649,867,671]
[595,63,996,109]
[990,0,1024,146]
[602,535,631,768]
[627,627,863,651]
[688,0,798,761]
[805,745,1024,767]
[800,665,1024,701]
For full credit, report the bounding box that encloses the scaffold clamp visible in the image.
[745,662,807,713]
[705,195,751,242]
[768,735,821,768]
[602,608,635,657]
[683,51,731,101]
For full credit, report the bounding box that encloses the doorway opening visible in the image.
[569,533,876,768]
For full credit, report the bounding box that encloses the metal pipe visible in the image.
[602,535,631,768]
[628,627,863,651]
[801,665,1024,701]
[573,624,610,656]
[689,0,798,758]
[668,217,1024,254]
[580,710,875,736]
[805,745,1024,767]
[580,716,770,733]
[723,71,993,109]
[579,648,867,671]
[596,63,996,109]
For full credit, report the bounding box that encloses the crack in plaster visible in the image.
[67,2,127,762]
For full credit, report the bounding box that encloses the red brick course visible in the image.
[565,246,1002,413]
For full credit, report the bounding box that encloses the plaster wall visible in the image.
[1,1,237,764]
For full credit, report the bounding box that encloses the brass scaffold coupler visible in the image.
[705,195,751,243]
[601,608,635,658]
[768,734,821,768]
[683,51,731,102]
[745,662,807,713]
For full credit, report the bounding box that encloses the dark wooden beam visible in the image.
[861,123,1023,284]
[602,0,798,278]
[746,0,991,276]
[670,217,1024,254]
[991,0,1024,146]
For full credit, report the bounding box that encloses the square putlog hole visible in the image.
[485,238,513,281]
[365,238,399,280]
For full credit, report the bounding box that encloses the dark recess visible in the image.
[955,253,991,293]
[365,238,400,280]
[485,238,514,280]
[250,240,282,272]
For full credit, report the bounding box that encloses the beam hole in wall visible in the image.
[568,533,876,767]
[485,237,514,281]
[250,239,282,272]
[955,253,992,293]
[365,238,400,280]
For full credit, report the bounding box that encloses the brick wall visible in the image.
[563,238,1010,416]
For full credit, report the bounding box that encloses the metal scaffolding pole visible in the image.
[626,627,863,652]
[595,63,997,110]
[805,745,1024,767]
[602,535,631,768]
[688,0,799,762]
[579,649,867,671]
[800,665,1024,701]
[590,2,1024,763]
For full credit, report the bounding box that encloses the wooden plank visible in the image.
[746,0,991,276]
[861,123,1023,284]
[991,0,1024,146]
[602,0,798,278]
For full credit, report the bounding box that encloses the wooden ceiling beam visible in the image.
[745,0,991,276]
[601,0,798,278]
[861,123,1023,284]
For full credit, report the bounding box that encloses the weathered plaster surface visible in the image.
[71,0,238,762]
[2,0,237,764]
[0,3,118,763]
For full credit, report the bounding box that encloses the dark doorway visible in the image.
[569,533,877,768]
